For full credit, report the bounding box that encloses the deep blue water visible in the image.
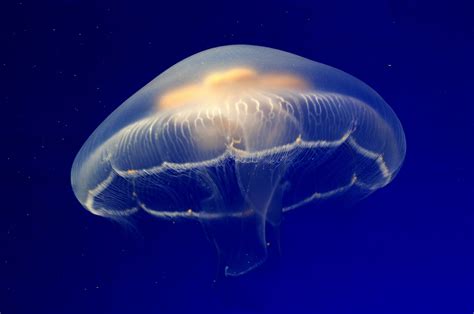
[2,0,473,313]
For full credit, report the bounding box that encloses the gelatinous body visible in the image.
[71,45,406,276]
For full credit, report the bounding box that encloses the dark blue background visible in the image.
[2,0,473,313]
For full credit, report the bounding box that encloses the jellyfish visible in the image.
[71,45,406,276]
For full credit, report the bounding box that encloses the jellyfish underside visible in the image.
[71,46,406,276]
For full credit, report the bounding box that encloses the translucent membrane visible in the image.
[71,45,406,276]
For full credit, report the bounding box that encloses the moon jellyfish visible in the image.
[71,45,406,276]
